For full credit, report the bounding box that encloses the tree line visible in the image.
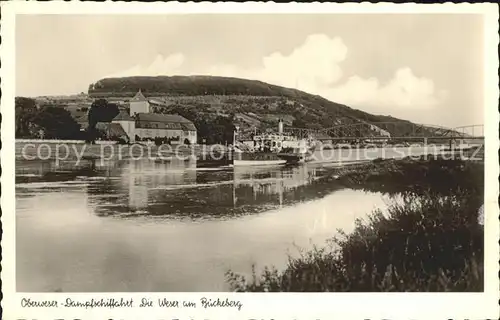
[15,97,235,144]
[15,97,82,139]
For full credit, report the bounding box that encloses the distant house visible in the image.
[148,98,167,107]
[95,122,129,142]
[369,124,391,138]
[75,114,89,131]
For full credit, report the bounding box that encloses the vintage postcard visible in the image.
[1,2,499,320]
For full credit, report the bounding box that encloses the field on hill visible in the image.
[88,75,429,138]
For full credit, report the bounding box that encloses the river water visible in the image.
[16,146,442,292]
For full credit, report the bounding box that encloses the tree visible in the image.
[16,98,81,139]
[88,99,119,128]
[292,118,307,128]
[87,99,119,141]
[15,97,38,138]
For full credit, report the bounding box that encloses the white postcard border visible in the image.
[1,2,499,320]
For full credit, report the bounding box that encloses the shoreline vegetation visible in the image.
[15,140,483,163]
[226,156,484,292]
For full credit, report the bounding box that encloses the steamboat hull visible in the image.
[276,153,307,164]
[233,159,287,166]
[231,151,286,167]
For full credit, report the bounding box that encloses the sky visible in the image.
[16,14,485,127]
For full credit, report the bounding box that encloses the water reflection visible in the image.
[17,158,338,220]
[232,165,318,208]
[82,159,324,219]
[16,157,389,292]
[16,145,459,292]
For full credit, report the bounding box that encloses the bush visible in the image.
[337,156,484,207]
[116,137,127,145]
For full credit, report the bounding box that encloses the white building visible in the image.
[135,113,197,144]
[110,90,197,144]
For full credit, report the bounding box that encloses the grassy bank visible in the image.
[226,156,484,292]
[335,156,483,204]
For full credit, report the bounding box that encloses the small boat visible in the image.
[81,154,101,160]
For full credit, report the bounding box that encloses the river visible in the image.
[15,145,445,292]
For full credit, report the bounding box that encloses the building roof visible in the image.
[75,114,88,123]
[96,122,128,138]
[66,106,88,120]
[135,113,196,131]
[112,110,133,121]
[130,89,147,102]
[75,114,89,130]
[180,123,197,131]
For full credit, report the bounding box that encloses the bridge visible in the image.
[283,122,484,143]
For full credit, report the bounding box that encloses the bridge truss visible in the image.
[283,122,484,141]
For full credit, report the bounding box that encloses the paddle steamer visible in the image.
[232,120,316,166]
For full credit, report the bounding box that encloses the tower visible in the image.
[129,89,150,115]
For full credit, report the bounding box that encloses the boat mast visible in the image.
[233,125,240,146]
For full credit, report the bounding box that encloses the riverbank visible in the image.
[333,156,483,199]
[15,140,230,161]
[226,155,484,292]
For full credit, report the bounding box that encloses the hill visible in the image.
[87,75,430,139]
